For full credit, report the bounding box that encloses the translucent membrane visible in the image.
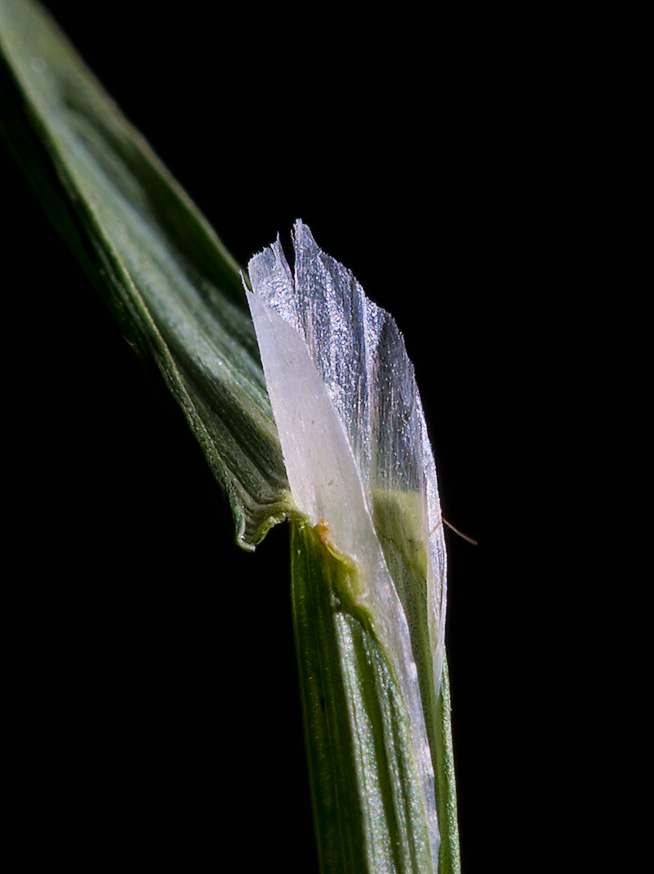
[247,221,447,866]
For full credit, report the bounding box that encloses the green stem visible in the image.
[291,520,438,873]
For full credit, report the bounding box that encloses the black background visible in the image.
[3,3,580,869]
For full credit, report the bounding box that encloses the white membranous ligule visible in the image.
[246,220,447,867]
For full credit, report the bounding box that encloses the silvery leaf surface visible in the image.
[246,220,449,869]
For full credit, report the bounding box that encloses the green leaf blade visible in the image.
[0,0,292,546]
